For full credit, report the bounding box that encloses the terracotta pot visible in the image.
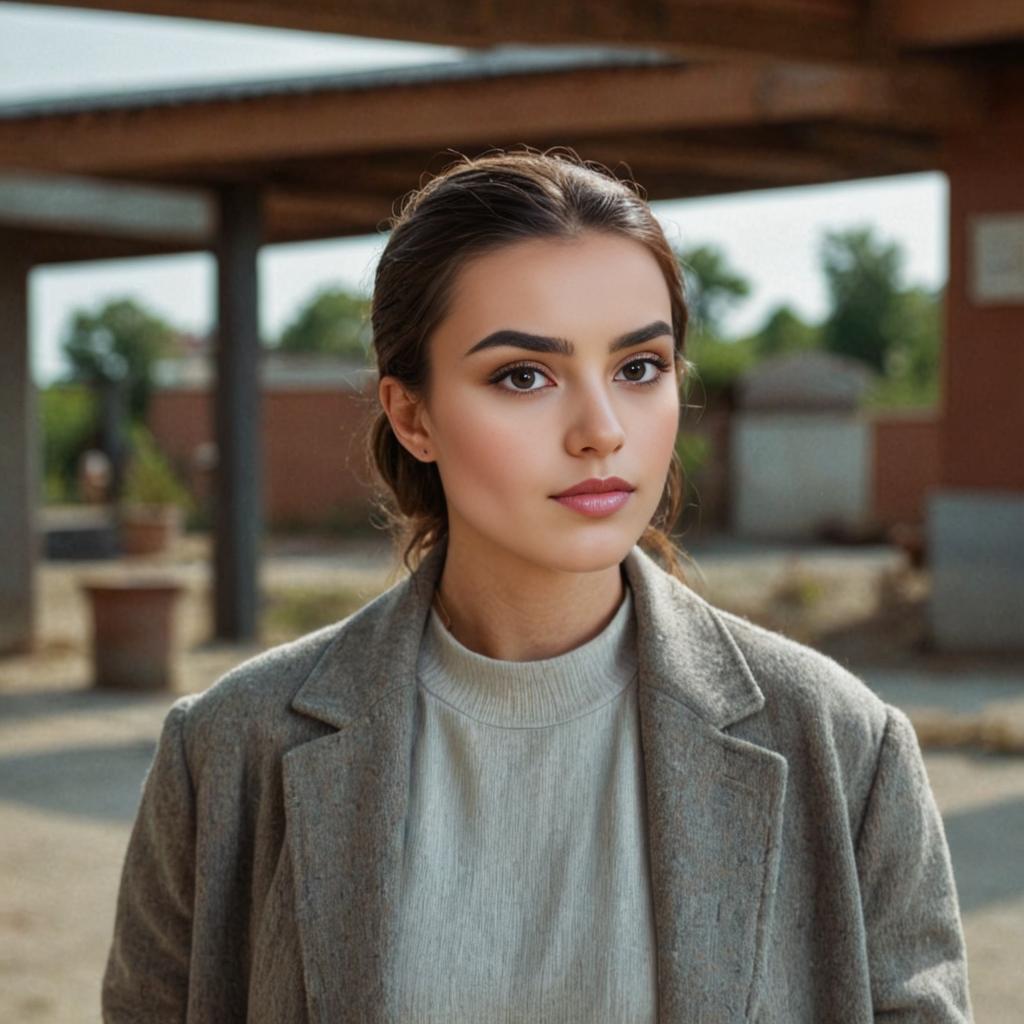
[81,577,185,690]
[118,504,183,556]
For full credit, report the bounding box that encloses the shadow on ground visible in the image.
[0,739,156,823]
[942,781,1024,915]
[0,687,172,723]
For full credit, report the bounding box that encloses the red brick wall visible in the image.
[942,94,1024,489]
[148,385,378,528]
[262,389,377,526]
[870,413,941,526]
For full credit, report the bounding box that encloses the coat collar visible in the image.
[283,537,787,1024]
[291,536,765,732]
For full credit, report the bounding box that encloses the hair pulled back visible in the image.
[365,146,697,583]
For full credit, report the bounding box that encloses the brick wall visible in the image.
[148,384,378,528]
[870,412,942,526]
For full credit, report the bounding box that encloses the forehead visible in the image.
[438,232,672,351]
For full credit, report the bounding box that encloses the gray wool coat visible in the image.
[102,539,972,1023]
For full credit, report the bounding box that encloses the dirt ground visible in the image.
[1,531,1021,1021]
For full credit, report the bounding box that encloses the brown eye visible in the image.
[488,362,553,394]
[615,356,670,386]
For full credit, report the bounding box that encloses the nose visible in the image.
[564,377,626,457]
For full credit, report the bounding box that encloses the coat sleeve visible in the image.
[854,704,973,1022]
[102,696,197,1022]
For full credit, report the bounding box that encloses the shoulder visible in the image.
[162,620,343,769]
[718,605,886,724]
[708,601,892,777]
[173,575,393,752]
[167,575,412,767]
[635,545,888,745]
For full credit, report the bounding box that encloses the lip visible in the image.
[553,491,633,518]
[551,476,635,519]
[553,476,635,498]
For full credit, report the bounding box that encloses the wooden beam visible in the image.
[894,0,1024,50]
[576,132,922,186]
[792,123,939,171]
[266,157,428,198]
[0,59,988,179]
[17,0,869,64]
[1,225,196,265]
[262,141,857,238]
[264,187,393,239]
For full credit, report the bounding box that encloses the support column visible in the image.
[213,184,263,641]
[928,100,1024,652]
[0,249,36,653]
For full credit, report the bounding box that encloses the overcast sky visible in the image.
[0,2,948,385]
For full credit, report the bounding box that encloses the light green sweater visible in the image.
[393,580,658,1022]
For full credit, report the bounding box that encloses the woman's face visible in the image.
[415,230,681,574]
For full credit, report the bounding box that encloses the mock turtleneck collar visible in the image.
[416,579,637,728]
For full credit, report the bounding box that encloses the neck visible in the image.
[433,534,628,662]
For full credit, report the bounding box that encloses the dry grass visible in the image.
[262,583,372,647]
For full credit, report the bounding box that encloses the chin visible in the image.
[514,528,642,576]
[450,498,649,575]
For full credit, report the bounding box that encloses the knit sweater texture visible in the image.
[392,579,659,1023]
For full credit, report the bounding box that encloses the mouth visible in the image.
[552,476,635,498]
[551,477,635,519]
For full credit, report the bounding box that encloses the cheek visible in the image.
[655,392,682,459]
[434,396,541,508]
[627,387,680,466]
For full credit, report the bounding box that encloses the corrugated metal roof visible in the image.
[0,44,685,121]
[736,350,879,411]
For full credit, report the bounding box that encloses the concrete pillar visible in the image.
[928,101,1024,651]
[0,250,36,653]
[213,184,263,641]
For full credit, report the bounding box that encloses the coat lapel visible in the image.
[283,538,787,1024]
[628,548,788,1022]
[281,545,440,1024]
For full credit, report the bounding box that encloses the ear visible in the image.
[377,374,434,461]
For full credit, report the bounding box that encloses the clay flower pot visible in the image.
[81,576,185,691]
[118,503,183,557]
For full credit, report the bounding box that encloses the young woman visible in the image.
[102,149,972,1023]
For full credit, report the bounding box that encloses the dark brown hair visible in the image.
[364,146,697,583]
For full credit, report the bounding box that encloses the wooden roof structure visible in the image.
[2,0,1022,651]
[2,0,1022,264]
[16,0,1024,61]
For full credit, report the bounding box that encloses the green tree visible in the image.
[275,287,372,361]
[863,284,943,409]
[61,297,176,421]
[751,303,821,358]
[683,333,759,402]
[674,243,756,401]
[888,285,942,385]
[820,227,905,373]
[677,243,752,339]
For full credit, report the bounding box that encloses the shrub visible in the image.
[121,425,194,511]
[41,384,98,504]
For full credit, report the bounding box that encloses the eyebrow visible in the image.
[463,319,673,358]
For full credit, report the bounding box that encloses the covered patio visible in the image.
[2,0,1022,651]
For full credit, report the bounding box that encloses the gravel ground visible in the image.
[1,532,1021,1021]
